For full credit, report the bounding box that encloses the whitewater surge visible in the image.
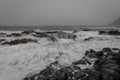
[0,31,120,80]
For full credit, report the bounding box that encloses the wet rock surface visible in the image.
[0,39,6,44]
[23,48,120,80]
[21,30,34,35]
[2,38,37,45]
[108,30,120,35]
[99,31,107,35]
[0,39,6,42]
[32,32,48,38]
[0,32,7,37]
[99,30,120,35]
[57,31,77,40]
[7,33,22,37]
[0,31,77,45]
[84,37,94,41]
[32,31,77,41]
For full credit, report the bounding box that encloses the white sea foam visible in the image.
[0,30,120,80]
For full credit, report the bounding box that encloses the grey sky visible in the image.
[0,0,120,26]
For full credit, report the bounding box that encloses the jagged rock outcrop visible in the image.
[23,48,120,80]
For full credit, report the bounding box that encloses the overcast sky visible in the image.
[0,0,120,26]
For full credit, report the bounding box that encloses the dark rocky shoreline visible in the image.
[1,38,37,45]
[99,30,120,35]
[1,30,120,45]
[23,48,120,80]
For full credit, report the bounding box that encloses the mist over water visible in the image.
[0,0,120,26]
[0,26,79,31]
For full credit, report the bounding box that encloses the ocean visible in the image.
[0,26,82,31]
[0,26,117,31]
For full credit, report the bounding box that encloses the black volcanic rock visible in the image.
[99,30,120,35]
[6,33,22,37]
[99,31,107,35]
[84,37,94,41]
[89,49,96,53]
[23,48,120,80]
[0,39,5,41]
[72,59,87,65]
[0,39,6,43]
[108,30,120,35]
[103,47,112,52]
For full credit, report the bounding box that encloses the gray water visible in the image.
[0,26,82,31]
[0,26,117,31]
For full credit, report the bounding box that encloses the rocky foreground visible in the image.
[24,48,120,80]
[0,30,120,80]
